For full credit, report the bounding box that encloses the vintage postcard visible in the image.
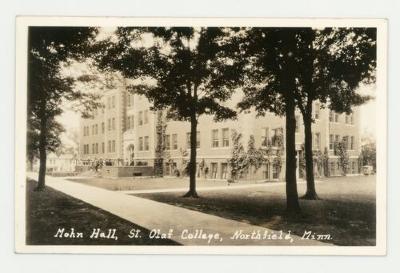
[15,17,387,255]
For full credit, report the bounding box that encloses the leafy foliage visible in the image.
[293,28,376,115]
[246,135,265,173]
[95,27,246,196]
[335,141,350,176]
[228,130,247,181]
[154,111,167,176]
[360,142,376,171]
[94,27,245,122]
[27,27,99,189]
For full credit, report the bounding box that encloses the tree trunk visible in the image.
[36,116,47,191]
[183,114,199,198]
[285,94,301,214]
[301,108,319,200]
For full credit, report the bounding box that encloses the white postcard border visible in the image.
[14,16,388,255]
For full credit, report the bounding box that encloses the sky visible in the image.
[358,84,377,139]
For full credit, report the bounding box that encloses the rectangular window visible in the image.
[96,143,98,153]
[345,114,349,124]
[144,110,148,124]
[112,118,115,130]
[127,94,131,107]
[350,136,354,150]
[101,122,105,133]
[108,141,111,152]
[172,134,178,150]
[212,129,219,148]
[335,113,339,123]
[138,111,143,125]
[127,116,131,129]
[102,142,105,153]
[261,127,270,147]
[92,144,95,154]
[272,163,279,179]
[112,140,116,152]
[131,115,134,129]
[139,137,143,151]
[222,128,229,147]
[329,134,334,150]
[92,125,95,135]
[329,111,334,122]
[165,163,171,176]
[342,136,349,150]
[263,163,270,179]
[350,113,354,124]
[221,163,228,179]
[165,135,170,150]
[211,163,218,179]
[335,135,340,143]
[144,136,149,151]
[95,124,98,135]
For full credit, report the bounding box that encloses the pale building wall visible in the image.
[35,153,77,172]
[79,81,126,164]
[79,84,361,179]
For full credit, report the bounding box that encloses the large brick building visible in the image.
[79,82,361,180]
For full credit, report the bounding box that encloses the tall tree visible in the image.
[94,27,245,197]
[238,28,305,213]
[293,28,376,199]
[28,27,99,190]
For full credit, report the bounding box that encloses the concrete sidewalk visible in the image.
[27,173,330,246]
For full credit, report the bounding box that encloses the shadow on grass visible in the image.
[26,179,179,245]
[135,191,376,246]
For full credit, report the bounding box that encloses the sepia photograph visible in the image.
[14,17,387,255]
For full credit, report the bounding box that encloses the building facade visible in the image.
[79,85,361,180]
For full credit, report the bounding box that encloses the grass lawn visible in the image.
[134,175,376,246]
[67,176,267,191]
[26,179,179,245]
